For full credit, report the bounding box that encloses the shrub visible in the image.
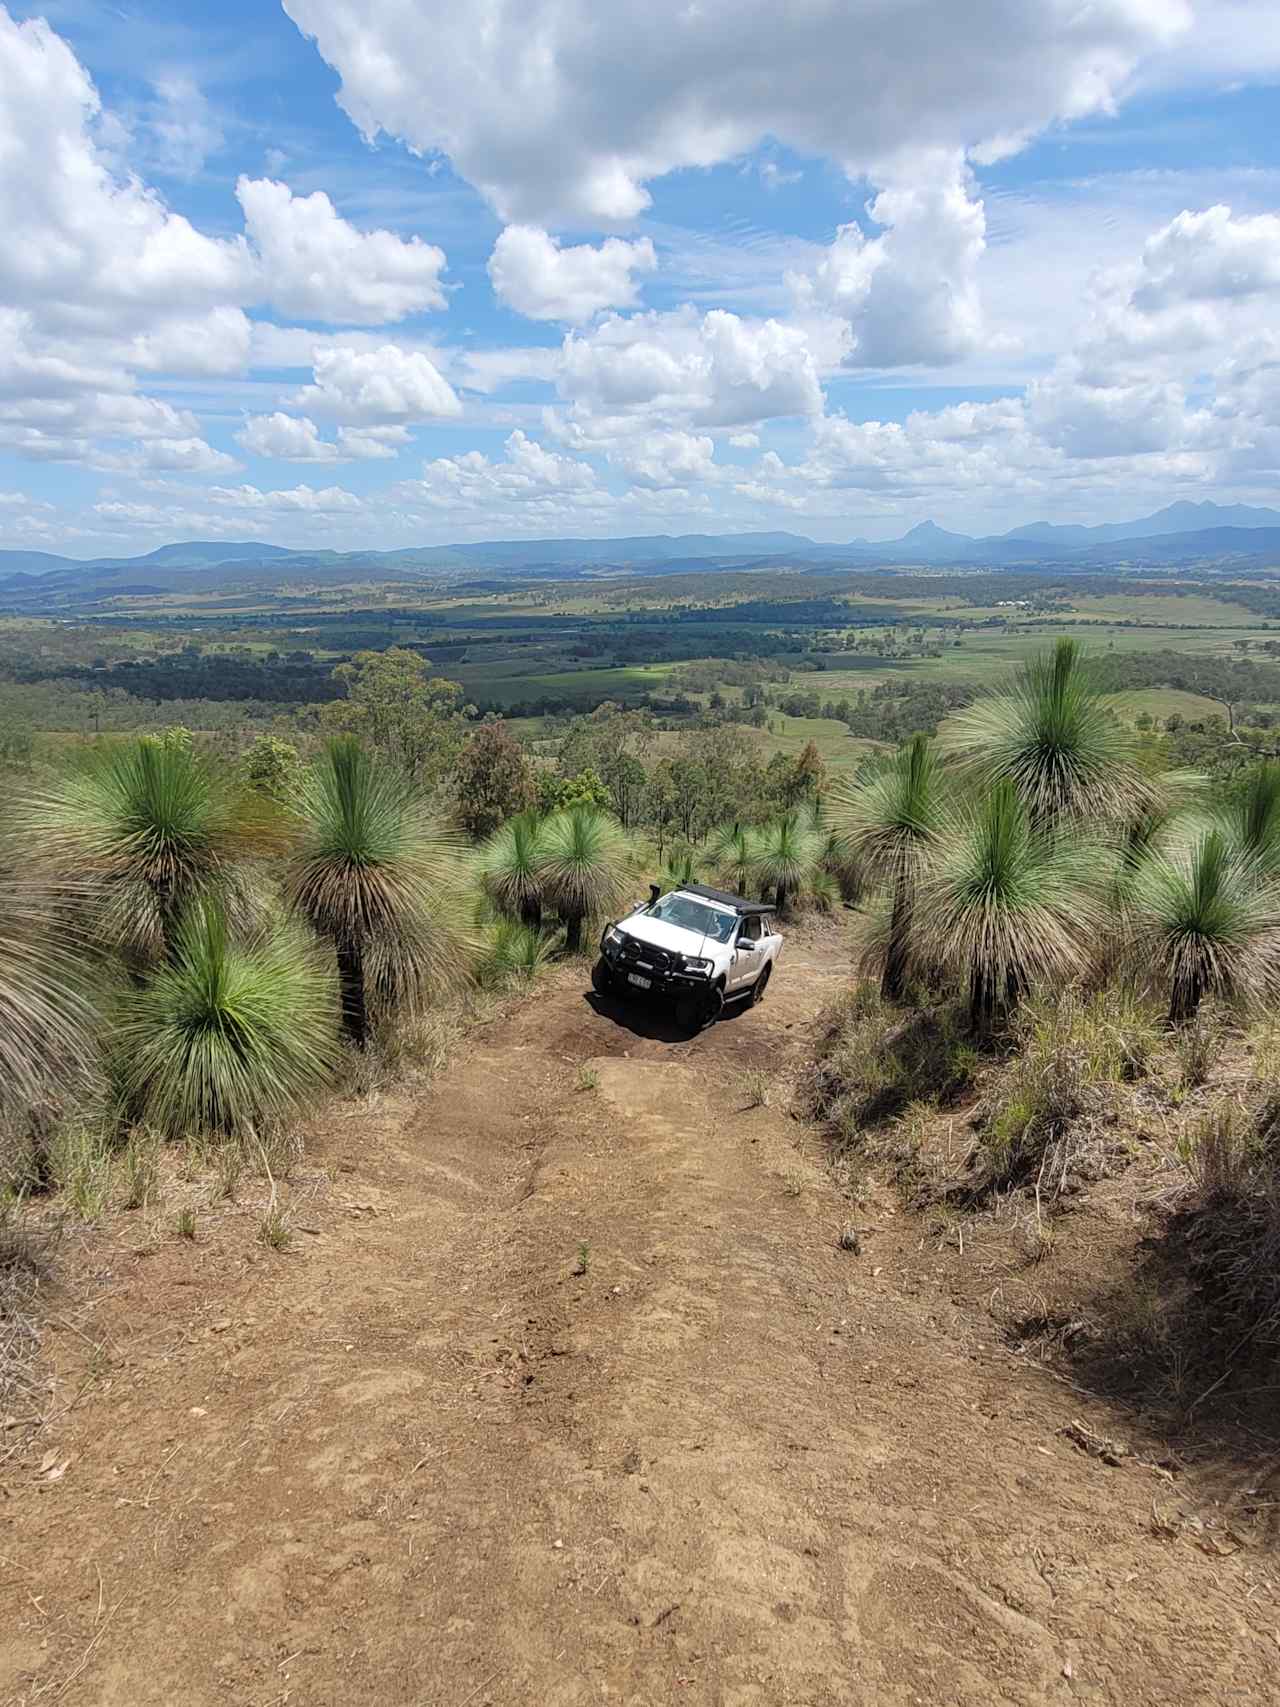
[977,987,1159,1201]
[810,986,977,1144]
[1171,1095,1280,1358]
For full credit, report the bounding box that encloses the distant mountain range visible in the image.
[2,504,1279,610]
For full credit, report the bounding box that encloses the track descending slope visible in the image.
[3,927,1275,1704]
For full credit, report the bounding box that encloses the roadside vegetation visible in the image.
[7,618,1280,1429]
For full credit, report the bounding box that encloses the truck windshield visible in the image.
[646,894,737,943]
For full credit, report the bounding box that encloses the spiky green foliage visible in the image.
[706,822,759,897]
[475,920,555,988]
[537,805,632,953]
[806,868,842,913]
[286,738,466,1046]
[16,737,276,966]
[1127,828,1280,1023]
[478,810,547,927]
[943,638,1155,826]
[1222,762,1280,877]
[828,736,945,998]
[915,782,1108,1034]
[661,844,701,891]
[113,902,339,1139]
[752,811,823,913]
[0,875,97,1126]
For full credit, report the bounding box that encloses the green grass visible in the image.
[452,661,677,707]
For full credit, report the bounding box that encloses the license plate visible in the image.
[627,972,651,989]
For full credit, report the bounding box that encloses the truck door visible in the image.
[730,914,763,991]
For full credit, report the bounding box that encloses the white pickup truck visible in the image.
[592,882,783,1030]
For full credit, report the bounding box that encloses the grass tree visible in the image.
[0,873,97,1128]
[828,735,945,1000]
[286,738,463,1048]
[943,637,1156,827]
[114,901,339,1139]
[661,844,701,891]
[1221,761,1280,877]
[1127,828,1280,1024]
[706,821,759,897]
[537,805,632,953]
[19,735,275,967]
[475,920,556,989]
[916,782,1107,1036]
[752,811,823,914]
[479,810,547,928]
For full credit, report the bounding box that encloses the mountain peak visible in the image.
[901,520,969,542]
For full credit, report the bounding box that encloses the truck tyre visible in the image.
[748,962,772,1007]
[591,958,614,996]
[700,982,726,1029]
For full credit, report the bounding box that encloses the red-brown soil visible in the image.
[3,924,1277,1705]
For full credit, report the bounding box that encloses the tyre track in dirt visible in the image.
[3,928,1276,1705]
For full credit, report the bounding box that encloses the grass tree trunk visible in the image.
[154,876,181,964]
[968,967,994,1038]
[880,878,911,1002]
[775,881,788,913]
[335,937,368,1049]
[519,896,541,929]
[564,911,584,954]
[1169,963,1205,1027]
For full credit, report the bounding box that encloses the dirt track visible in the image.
[3,926,1277,1705]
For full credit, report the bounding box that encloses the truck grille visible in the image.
[616,935,679,976]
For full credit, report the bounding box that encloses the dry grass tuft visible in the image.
[973,987,1159,1204]
[742,1068,772,1109]
[0,1197,58,1417]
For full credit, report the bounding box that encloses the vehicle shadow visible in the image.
[583,987,753,1043]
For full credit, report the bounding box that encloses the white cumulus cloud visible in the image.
[283,0,1190,223]
[396,429,601,514]
[792,154,987,367]
[292,344,461,423]
[558,307,822,431]
[488,225,656,323]
[237,177,449,324]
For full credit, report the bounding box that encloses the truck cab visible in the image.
[592,882,782,1030]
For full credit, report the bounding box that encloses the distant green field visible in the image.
[453,661,676,706]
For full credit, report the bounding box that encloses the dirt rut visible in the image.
[3,930,1276,1704]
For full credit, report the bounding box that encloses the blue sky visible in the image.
[2,0,1279,556]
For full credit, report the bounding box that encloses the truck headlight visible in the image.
[602,926,622,954]
[683,956,713,975]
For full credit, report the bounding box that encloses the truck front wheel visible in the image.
[677,982,724,1032]
[591,958,615,997]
